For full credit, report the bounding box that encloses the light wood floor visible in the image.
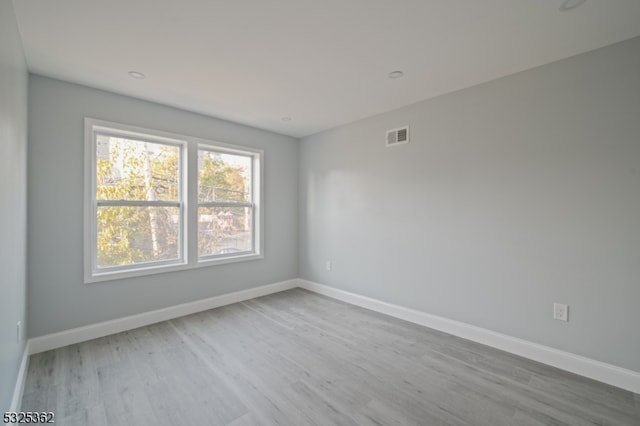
[22,288,639,425]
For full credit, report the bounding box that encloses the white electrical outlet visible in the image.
[325,260,332,271]
[553,303,569,321]
[17,321,21,343]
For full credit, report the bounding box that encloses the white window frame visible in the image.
[197,144,261,262]
[84,118,264,283]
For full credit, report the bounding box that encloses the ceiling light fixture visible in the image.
[388,70,404,79]
[128,71,145,79]
[281,117,292,122]
[559,0,587,12]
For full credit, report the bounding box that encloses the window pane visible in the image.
[198,207,252,257]
[97,206,180,268]
[198,150,251,202]
[96,135,180,202]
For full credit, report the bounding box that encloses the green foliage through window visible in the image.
[198,150,253,257]
[95,136,181,268]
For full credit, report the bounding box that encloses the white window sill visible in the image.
[85,253,264,284]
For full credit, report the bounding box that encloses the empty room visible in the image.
[2,0,639,424]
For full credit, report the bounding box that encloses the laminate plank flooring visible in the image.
[21,288,640,425]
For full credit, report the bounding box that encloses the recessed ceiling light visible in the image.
[128,71,145,79]
[281,117,292,122]
[559,0,587,11]
[388,70,404,79]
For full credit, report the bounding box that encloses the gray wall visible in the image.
[0,0,28,411]
[28,75,298,337]
[299,37,640,372]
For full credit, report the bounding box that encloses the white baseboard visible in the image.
[29,279,298,355]
[298,279,640,394]
[23,277,640,395]
[10,341,30,412]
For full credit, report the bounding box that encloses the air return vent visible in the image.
[386,126,409,147]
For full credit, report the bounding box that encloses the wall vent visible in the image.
[386,126,409,147]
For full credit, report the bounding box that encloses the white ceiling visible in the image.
[12,0,640,138]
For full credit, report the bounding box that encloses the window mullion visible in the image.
[186,139,199,267]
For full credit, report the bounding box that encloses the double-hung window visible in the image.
[197,147,257,259]
[85,118,263,282]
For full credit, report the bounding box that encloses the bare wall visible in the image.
[28,75,298,337]
[0,0,28,411]
[299,37,640,372]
